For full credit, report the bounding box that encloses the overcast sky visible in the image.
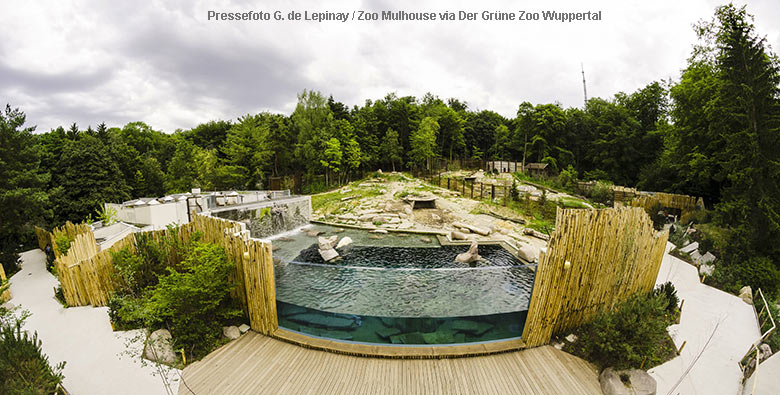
[1,0,778,133]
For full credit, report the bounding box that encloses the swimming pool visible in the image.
[271,225,535,345]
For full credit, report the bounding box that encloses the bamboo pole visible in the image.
[521,207,669,347]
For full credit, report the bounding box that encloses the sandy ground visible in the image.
[649,243,760,395]
[4,249,180,395]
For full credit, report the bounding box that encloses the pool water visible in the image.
[271,224,535,345]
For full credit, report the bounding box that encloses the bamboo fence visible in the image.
[50,221,92,258]
[628,192,704,221]
[34,226,51,251]
[521,206,669,347]
[0,263,10,302]
[48,214,278,335]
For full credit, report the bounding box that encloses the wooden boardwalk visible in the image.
[179,332,602,395]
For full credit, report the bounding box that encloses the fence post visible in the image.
[462,179,465,195]
[491,184,495,201]
[447,178,450,189]
[470,181,474,199]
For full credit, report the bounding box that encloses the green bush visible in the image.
[755,296,780,353]
[653,281,679,314]
[711,256,780,298]
[143,242,242,358]
[107,294,146,331]
[589,180,613,205]
[54,233,74,256]
[557,165,578,191]
[0,308,65,394]
[565,292,675,370]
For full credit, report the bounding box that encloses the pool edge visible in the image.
[271,327,528,359]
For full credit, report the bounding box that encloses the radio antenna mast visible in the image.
[581,63,588,107]
[580,62,588,106]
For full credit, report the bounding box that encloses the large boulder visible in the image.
[739,286,753,305]
[335,236,353,249]
[319,248,340,262]
[455,241,481,264]
[760,343,773,361]
[517,244,540,263]
[143,329,177,365]
[599,368,657,395]
[238,324,250,334]
[699,262,714,277]
[680,241,699,254]
[450,231,469,241]
[318,235,338,249]
[223,326,241,340]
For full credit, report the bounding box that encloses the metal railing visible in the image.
[739,288,777,392]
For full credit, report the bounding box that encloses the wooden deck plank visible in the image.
[179,332,601,395]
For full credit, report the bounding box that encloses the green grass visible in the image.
[512,172,577,196]
[311,183,385,216]
[556,196,591,209]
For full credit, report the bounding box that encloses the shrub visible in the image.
[653,281,679,314]
[589,180,613,205]
[557,165,578,191]
[111,247,146,295]
[566,292,675,370]
[143,242,242,358]
[107,294,146,331]
[510,180,520,202]
[755,296,780,352]
[711,256,780,297]
[0,307,65,394]
[54,233,74,256]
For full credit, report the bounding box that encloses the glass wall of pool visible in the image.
[271,224,535,345]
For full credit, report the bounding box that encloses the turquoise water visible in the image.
[272,224,535,345]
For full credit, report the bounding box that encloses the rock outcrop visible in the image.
[599,368,656,395]
[143,329,177,365]
[223,326,241,340]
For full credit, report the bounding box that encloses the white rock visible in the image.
[517,244,540,263]
[404,207,413,215]
[701,251,717,264]
[143,329,177,365]
[451,231,468,241]
[318,248,340,262]
[431,213,441,221]
[336,236,353,249]
[461,224,490,236]
[599,368,656,395]
[318,235,338,250]
[690,249,702,262]
[223,326,241,340]
[680,241,699,254]
[760,343,773,361]
[371,229,388,234]
[565,334,578,343]
[238,324,250,333]
[739,286,753,305]
[699,262,714,277]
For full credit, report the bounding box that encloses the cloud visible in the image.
[0,0,778,132]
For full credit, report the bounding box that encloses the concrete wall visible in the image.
[211,196,311,238]
[107,201,189,229]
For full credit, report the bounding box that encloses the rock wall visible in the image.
[212,196,311,238]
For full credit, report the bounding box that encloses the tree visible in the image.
[344,138,362,181]
[166,137,199,193]
[491,124,509,160]
[220,114,273,189]
[0,105,51,274]
[380,128,403,171]
[50,134,130,224]
[320,138,342,186]
[409,117,439,170]
[705,4,780,261]
[292,90,334,176]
